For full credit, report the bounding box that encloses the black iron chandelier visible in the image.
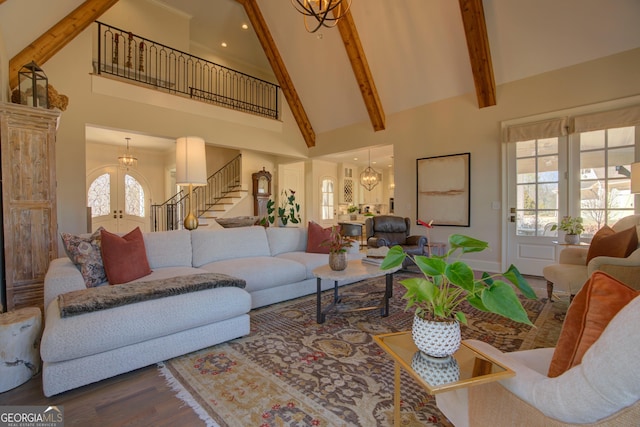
[291,0,352,33]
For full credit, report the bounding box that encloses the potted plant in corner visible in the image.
[277,189,301,226]
[381,234,537,358]
[551,216,584,245]
[265,190,302,227]
[322,226,354,271]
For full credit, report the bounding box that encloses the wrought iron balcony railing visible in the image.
[95,21,280,120]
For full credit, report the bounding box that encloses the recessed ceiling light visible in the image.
[353,157,358,161]
[221,42,228,48]
[241,23,249,30]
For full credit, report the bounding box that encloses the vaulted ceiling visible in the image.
[4,0,640,162]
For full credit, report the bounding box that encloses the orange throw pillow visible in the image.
[306,221,333,254]
[586,225,638,264]
[100,227,152,285]
[547,271,639,378]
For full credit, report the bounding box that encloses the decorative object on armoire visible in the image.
[18,61,48,108]
[0,102,60,310]
[381,234,536,357]
[175,136,207,230]
[252,168,272,224]
[291,0,351,33]
[360,150,380,191]
[118,137,138,170]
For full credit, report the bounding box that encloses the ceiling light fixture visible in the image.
[360,150,380,191]
[291,0,352,33]
[118,137,137,170]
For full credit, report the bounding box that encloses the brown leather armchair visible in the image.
[365,216,427,257]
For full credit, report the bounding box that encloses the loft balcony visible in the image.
[94,21,280,120]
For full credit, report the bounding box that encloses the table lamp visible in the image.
[176,136,207,230]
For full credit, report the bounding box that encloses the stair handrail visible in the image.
[151,154,242,231]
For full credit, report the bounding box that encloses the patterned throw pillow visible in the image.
[61,227,107,288]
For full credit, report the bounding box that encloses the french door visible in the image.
[505,124,637,276]
[88,166,149,233]
[505,137,567,275]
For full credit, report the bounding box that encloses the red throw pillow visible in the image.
[100,227,152,285]
[547,271,639,378]
[586,225,638,264]
[306,221,332,254]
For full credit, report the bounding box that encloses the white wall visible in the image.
[312,48,640,272]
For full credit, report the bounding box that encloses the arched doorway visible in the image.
[87,166,151,233]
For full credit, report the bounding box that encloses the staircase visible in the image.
[151,154,247,231]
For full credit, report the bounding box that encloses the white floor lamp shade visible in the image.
[631,162,640,194]
[176,136,207,229]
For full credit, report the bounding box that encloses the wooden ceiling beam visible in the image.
[9,0,120,90]
[459,0,496,108]
[236,0,315,148]
[336,10,386,131]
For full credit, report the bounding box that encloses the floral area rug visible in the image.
[160,272,568,427]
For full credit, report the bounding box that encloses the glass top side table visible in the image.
[374,331,515,427]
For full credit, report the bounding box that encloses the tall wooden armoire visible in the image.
[0,102,60,311]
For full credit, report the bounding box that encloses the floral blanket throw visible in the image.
[58,273,246,318]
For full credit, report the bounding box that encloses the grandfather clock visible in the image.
[252,168,272,221]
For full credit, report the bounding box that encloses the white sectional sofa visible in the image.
[41,225,363,396]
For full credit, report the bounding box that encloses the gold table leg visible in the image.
[394,361,401,427]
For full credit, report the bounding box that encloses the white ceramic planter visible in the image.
[564,234,580,245]
[411,314,461,358]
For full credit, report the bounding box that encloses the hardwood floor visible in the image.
[0,365,205,426]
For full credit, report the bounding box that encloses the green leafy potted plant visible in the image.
[277,189,301,226]
[551,216,584,244]
[322,226,353,271]
[381,234,537,357]
[265,190,301,226]
[347,205,359,220]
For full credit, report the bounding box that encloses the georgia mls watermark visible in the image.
[0,406,64,427]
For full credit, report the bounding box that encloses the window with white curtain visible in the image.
[505,104,640,238]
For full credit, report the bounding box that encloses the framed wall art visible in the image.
[416,152,470,226]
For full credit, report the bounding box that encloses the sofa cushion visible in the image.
[266,226,307,255]
[198,256,307,293]
[191,227,271,266]
[101,227,152,285]
[60,228,107,288]
[306,221,332,254]
[143,229,193,269]
[548,271,639,377]
[586,225,638,264]
[41,285,251,363]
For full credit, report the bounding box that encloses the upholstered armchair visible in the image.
[435,273,640,426]
[365,216,427,258]
[543,214,640,300]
